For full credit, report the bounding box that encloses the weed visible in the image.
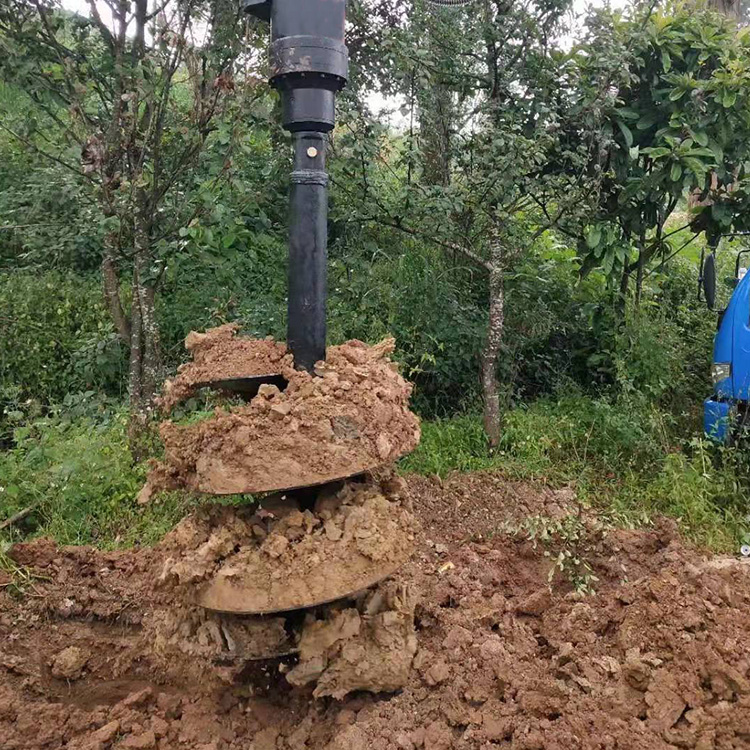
[0,409,191,549]
[502,513,604,595]
[400,414,498,477]
[0,545,51,597]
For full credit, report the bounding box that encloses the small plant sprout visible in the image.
[505,513,606,595]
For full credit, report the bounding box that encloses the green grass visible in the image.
[0,410,191,549]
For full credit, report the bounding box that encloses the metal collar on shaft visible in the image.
[291,170,329,186]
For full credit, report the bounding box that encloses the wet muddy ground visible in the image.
[2,472,749,749]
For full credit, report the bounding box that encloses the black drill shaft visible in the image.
[244,0,348,373]
[287,131,328,371]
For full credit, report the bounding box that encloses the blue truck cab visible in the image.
[703,248,750,442]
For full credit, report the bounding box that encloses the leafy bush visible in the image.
[0,212,720,426]
[0,271,127,435]
[0,406,187,548]
[328,234,485,415]
[613,257,716,411]
[0,163,102,272]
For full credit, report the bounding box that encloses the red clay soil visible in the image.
[150,328,421,495]
[158,324,289,413]
[2,472,750,750]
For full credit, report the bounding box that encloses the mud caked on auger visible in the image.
[147,0,421,698]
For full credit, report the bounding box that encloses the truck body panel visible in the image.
[705,265,750,441]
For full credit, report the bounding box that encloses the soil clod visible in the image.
[3,474,750,749]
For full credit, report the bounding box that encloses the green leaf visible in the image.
[618,107,640,122]
[618,181,641,205]
[617,120,634,149]
[670,162,683,181]
[661,49,672,72]
[643,147,671,159]
[586,225,602,249]
[684,157,707,182]
[669,88,686,101]
[694,131,709,147]
[637,113,658,130]
[723,91,738,108]
[629,146,640,160]
[686,147,718,160]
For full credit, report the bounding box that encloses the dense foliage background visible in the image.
[2,0,750,554]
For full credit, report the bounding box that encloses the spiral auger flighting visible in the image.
[146,0,421,696]
[150,330,421,688]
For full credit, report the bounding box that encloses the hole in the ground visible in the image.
[534,634,555,659]
[236,657,296,693]
[438,595,459,609]
[283,608,307,638]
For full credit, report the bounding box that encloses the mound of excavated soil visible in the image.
[2,472,750,750]
[150,328,421,495]
[160,479,416,615]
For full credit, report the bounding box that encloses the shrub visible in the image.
[0,270,126,403]
[0,406,187,548]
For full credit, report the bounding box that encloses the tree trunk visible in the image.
[708,0,742,20]
[101,252,131,345]
[634,231,646,310]
[127,189,163,458]
[635,254,644,309]
[419,83,453,187]
[481,261,504,448]
[619,264,630,299]
[126,268,146,455]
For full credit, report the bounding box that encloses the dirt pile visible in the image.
[2,473,750,749]
[150,329,421,495]
[159,478,416,615]
[358,529,750,750]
